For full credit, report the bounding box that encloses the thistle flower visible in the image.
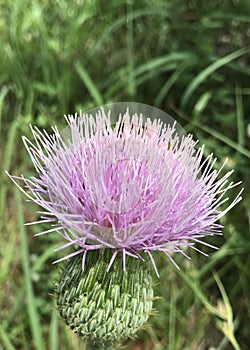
[8,105,242,347]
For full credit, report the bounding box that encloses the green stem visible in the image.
[85,339,116,350]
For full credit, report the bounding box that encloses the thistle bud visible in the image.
[56,249,154,348]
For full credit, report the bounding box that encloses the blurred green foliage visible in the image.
[0,0,249,349]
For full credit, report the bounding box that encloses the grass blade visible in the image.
[235,85,245,147]
[0,228,17,283]
[15,189,45,350]
[176,268,220,318]
[213,273,241,350]
[172,105,250,159]
[0,120,19,232]
[49,309,59,350]
[126,0,135,98]
[196,121,250,158]
[181,47,249,107]
[0,86,9,135]
[2,120,19,173]
[134,52,191,77]
[74,61,103,106]
[0,324,16,350]
[155,63,188,107]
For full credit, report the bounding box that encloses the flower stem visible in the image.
[85,340,116,350]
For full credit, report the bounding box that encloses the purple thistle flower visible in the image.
[8,108,243,275]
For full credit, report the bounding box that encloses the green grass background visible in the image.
[0,0,250,349]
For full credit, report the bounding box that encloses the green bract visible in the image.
[56,249,154,347]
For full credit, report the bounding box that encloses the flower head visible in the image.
[9,107,243,274]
